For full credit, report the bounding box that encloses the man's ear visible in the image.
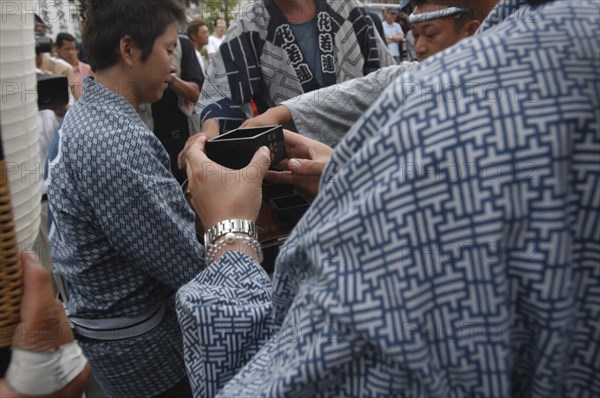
[465,20,480,36]
[119,35,136,65]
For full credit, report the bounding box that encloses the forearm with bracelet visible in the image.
[203,219,263,264]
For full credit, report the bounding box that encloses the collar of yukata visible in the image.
[408,6,467,23]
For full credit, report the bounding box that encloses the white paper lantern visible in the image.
[1,0,41,250]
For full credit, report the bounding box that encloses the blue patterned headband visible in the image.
[408,7,467,24]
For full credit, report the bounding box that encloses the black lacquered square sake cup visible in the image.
[205,125,286,170]
[270,194,310,230]
[262,180,294,200]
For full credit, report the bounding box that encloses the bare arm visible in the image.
[240,105,293,129]
[265,130,333,200]
[168,73,200,103]
[386,32,404,43]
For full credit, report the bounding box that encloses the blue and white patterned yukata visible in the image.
[177,0,600,396]
[46,78,205,398]
[199,0,395,132]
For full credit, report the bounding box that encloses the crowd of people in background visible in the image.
[32,1,426,191]
[1,0,598,397]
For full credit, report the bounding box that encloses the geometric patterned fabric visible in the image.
[199,0,395,132]
[178,0,600,396]
[46,78,205,398]
[283,61,416,146]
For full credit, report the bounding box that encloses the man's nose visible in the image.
[415,42,427,59]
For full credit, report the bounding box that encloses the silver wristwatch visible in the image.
[203,219,258,245]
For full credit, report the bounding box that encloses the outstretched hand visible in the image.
[178,128,215,170]
[266,130,334,200]
[184,136,272,229]
[240,105,292,129]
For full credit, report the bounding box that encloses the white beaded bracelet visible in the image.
[206,232,263,264]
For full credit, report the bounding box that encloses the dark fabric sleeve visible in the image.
[199,28,265,133]
[349,6,395,73]
[179,35,204,89]
[368,11,386,42]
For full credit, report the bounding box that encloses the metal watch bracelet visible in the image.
[203,219,258,245]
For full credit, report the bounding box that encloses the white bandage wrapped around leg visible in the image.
[5,342,88,395]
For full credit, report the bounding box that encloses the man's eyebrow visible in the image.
[414,21,437,32]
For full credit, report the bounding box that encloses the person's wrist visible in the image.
[211,244,261,264]
[278,105,292,125]
[14,300,73,352]
[203,219,262,264]
[264,105,291,126]
[203,219,258,244]
[5,342,88,396]
[262,108,279,125]
[206,233,262,264]
[201,119,220,139]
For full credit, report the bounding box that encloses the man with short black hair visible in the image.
[55,32,93,99]
[46,1,203,397]
[410,1,479,61]
[187,19,209,72]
